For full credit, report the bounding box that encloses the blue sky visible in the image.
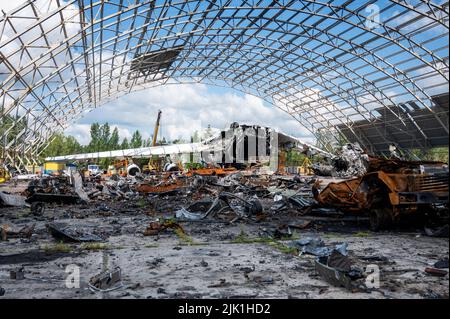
[0,0,447,147]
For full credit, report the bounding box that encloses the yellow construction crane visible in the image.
[143,110,162,173]
[152,110,162,147]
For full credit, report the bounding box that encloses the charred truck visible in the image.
[313,145,449,230]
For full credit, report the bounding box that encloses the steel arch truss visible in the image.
[0,0,449,170]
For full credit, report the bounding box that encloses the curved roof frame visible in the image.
[0,0,448,167]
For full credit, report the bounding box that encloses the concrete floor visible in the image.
[0,202,448,299]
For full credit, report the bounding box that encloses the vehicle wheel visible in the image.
[369,207,393,231]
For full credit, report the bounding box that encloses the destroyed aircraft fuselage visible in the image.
[313,158,449,230]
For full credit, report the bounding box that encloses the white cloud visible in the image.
[68,83,315,146]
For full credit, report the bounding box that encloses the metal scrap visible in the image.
[424,267,448,277]
[0,224,35,241]
[10,267,25,280]
[71,170,90,203]
[143,219,185,236]
[287,237,348,257]
[47,223,103,242]
[315,250,363,291]
[88,267,123,292]
[0,192,27,207]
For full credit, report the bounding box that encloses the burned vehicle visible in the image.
[313,158,449,230]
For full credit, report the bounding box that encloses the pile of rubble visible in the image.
[0,143,448,297]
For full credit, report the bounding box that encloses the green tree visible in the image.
[41,133,83,159]
[130,130,143,148]
[88,123,101,152]
[100,123,111,151]
[109,127,120,150]
[121,137,130,149]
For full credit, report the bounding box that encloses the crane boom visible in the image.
[152,110,162,146]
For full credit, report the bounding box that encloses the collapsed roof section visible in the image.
[0,0,449,171]
[336,93,449,155]
[129,46,184,78]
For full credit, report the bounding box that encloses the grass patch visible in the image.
[43,242,72,254]
[175,228,195,245]
[231,226,298,244]
[231,236,273,244]
[268,241,299,255]
[354,231,371,238]
[80,243,110,251]
[230,233,299,255]
[144,244,160,248]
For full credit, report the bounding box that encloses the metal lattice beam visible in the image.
[0,0,448,170]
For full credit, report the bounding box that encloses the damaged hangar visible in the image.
[0,0,449,301]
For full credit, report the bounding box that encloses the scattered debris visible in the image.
[10,267,25,280]
[143,219,185,236]
[425,225,449,238]
[0,192,27,207]
[434,258,449,269]
[314,156,449,230]
[88,267,123,292]
[424,267,448,277]
[47,223,103,243]
[0,140,448,299]
[288,237,348,257]
[0,224,35,241]
[71,171,90,203]
[315,250,363,291]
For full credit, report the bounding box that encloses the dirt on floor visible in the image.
[0,199,448,299]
